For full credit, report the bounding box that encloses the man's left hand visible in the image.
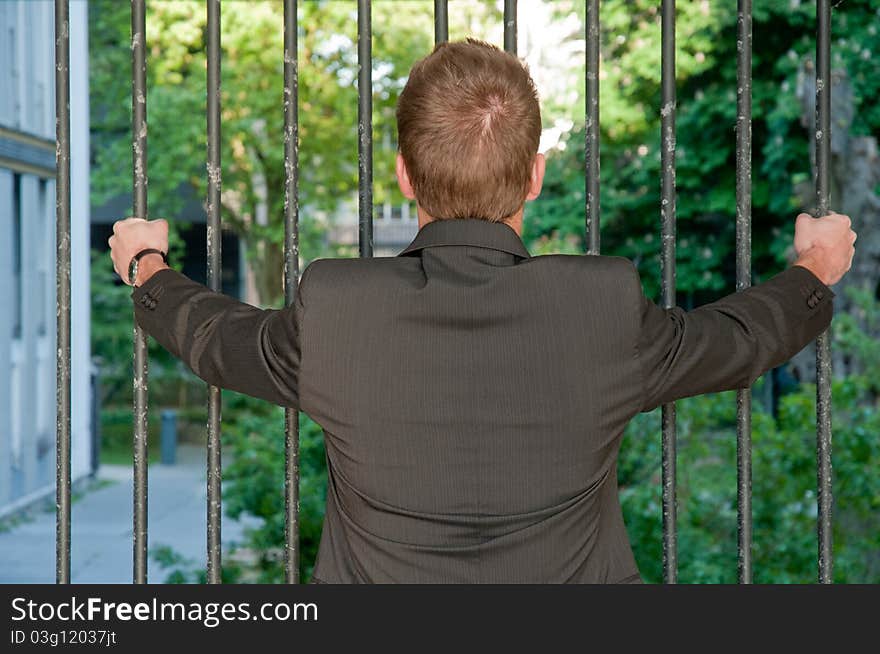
[108,217,170,286]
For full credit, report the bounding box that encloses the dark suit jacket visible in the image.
[131,218,835,583]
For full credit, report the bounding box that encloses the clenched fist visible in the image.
[793,211,856,287]
[108,217,170,286]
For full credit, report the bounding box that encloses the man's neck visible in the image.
[416,206,524,236]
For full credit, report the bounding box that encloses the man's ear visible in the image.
[525,153,546,201]
[396,153,416,200]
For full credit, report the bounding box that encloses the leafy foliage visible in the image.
[834,285,880,392]
[527,0,880,301]
[90,0,435,303]
[217,393,327,583]
[88,1,880,583]
[621,374,880,584]
[91,248,205,406]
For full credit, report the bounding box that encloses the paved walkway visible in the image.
[0,444,257,584]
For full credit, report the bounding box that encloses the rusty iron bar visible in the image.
[130,0,149,585]
[504,0,517,54]
[54,0,72,585]
[434,0,448,45]
[205,0,223,585]
[358,0,373,258]
[283,0,301,585]
[660,0,678,585]
[585,0,600,255]
[735,0,753,585]
[814,0,834,585]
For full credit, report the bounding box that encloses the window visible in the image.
[36,178,48,336]
[12,173,22,339]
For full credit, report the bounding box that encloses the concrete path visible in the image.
[0,444,257,584]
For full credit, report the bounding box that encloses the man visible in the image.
[109,39,856,583]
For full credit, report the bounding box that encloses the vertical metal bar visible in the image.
[503,0,517,54]
[660,0,677,584]
[205,0,223,585]
[434,0,448,45]
[358,0,372,258]
[54,0,71,585]
[283,0,301,585]
[130,0,149,585]
[814,0,833,585]
[585,0,600,255]
[735,0,753,585]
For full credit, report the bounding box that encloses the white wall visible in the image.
[0,0,91,516]
[70,0,92,485]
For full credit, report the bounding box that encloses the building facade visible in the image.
[0,1,92,517]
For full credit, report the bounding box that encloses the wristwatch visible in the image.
[128,248,168,287]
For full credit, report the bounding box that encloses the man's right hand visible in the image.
[792,211,857,287]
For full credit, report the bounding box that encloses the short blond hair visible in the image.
[396,38,542,222]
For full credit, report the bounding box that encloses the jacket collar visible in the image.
[397,218,531,259]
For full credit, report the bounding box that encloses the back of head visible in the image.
[396,38,542,222]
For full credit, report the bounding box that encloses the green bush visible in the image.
[620,374,880,583]
[91,248,208,409]
[217,392,328,583]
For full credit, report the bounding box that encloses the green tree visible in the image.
[90,0,435,304]
[89,1,880,584]
[528,0,880,302]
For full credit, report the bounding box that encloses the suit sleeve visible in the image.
[628,261,835,413]
[130,265,313,409]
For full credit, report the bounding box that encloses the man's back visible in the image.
[301,219,644,583]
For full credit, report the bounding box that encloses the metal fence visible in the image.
[52,0,835,584]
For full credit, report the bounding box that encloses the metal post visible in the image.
[503,0,517,55]
[90,362,101,475]
[205,0,223,586]
[54,0,71,585]
[160,410,178,466]
[434,0,448,45]
[130,0,149,585]
[814,0,833,585]
[660,0,677,584]
[358,0,373,258]
[735,0,753,585]
[585,0,600,255]
[283,0,301,585]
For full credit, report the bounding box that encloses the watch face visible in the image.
[128,257,138,286]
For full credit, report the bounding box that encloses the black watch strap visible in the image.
[128,248,168,286]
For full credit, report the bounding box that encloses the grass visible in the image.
[0,511,34,534]
[99,408,163,466]
[99,403,209,465]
